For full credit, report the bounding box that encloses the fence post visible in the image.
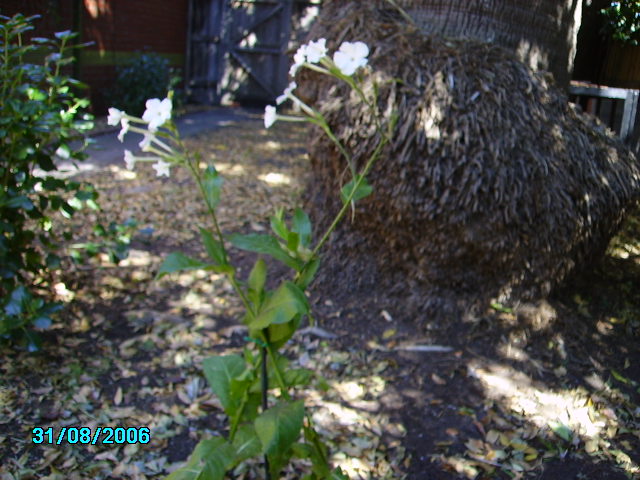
[621,89,639,141]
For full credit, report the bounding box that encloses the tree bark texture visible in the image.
[392,0,583,88]
[298,2,639,319]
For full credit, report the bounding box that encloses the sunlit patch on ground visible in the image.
[434,358,640,478]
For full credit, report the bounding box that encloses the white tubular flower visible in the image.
[276,82,297,105]
[107,107,125,126]
[118,118,130,142]
[333,41,369,76]
[152,159,171,177]
[289,44,307,76]
[305,38,327,63]
[264,105,277,128]
[142,98,172,132]
[139,132,155,151]
[124,150,136,170]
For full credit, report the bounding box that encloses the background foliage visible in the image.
[601,1,640,45]
[109,53,183,117]
[0,14,131,350]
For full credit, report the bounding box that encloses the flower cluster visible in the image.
[109,98,176,177]
[265,39,369,129]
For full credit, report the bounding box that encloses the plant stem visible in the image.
[261,331,271,480]
[305,135,388,266]
[183,148,256,318]
[261,332,291,401]
[228,396,246,441]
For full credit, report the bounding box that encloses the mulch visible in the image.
[1,120,639,479]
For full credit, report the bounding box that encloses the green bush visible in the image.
[0,13,101,350]
[601,1,640,45]
[109,53,182,116]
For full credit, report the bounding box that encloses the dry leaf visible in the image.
[113,387,123,406]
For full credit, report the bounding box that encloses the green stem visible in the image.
[316,118,357,178]
[307,135,388,264]
[228,393,248,441]
[261,339,271,480]
[304,420,329,470]
[261,332,291,401]
[188,160,255,316]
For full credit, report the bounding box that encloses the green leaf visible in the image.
[296,257,320,290]
[202,166,223,209]
[156,252,206,279]
[33,316,52,329]
[60,201,75,218]
[229,233,301,270]
[267,316,301,349]
[199,227,226,265]
[329,467,350,479]
[45,253,61,269]
[202,355,246,414]
[340,175,373,205]
[548,420,573,442]
[611,369,632,385]
[270,208,288,240]
[283,368,313,388]
[292,208,312,246]
[232,425,262,462]
[286,231,300,253]
[254,400,305,456]
[5,285,28,316]
[490,302,513,314]
[249,281,308,330]
[248,257,267,308]
[165,436,236,480]
[54,30,76,40]
[6,195,34,210]
[75,189,96,201]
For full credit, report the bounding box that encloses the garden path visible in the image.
[53,106,262,177]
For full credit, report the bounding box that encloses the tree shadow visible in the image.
[354,243,640,479]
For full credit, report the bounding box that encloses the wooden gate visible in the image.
[186,0,321,105]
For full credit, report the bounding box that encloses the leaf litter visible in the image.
[1,118,639,479]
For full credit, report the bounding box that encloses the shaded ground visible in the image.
[1,119,639,479]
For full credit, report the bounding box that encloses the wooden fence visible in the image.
[569,82,639,141]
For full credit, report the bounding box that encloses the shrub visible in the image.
[0,13,110,350]
[601,1,640,45]
[109,53,182,116]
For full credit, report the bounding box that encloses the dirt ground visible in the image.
[1,120,639,479]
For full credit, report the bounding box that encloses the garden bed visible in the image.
[1,120,639,479]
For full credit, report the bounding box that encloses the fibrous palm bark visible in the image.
[298,2,640,318]
[394,0,583,88]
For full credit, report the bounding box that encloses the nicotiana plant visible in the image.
[113,38,396,479]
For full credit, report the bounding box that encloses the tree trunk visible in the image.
[392,0,583,89]
[298,1,640,319]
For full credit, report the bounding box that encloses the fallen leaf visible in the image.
[113,387,123,406]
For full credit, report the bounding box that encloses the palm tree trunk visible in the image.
[389,0,583,88]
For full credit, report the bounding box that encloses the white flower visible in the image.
[124,150,136,170]
[333,41,369,76]
[139,132,155,151]
[305,38,327,63]
[142,98,172,132]
[289,44,307,76]
[276,82,297,105]
[118,118,130,142]
[294,44,306,64]
[264,105,277,128]
[107,107,125,126]
[152,159,171,177]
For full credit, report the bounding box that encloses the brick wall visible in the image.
[1,0,188,113]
